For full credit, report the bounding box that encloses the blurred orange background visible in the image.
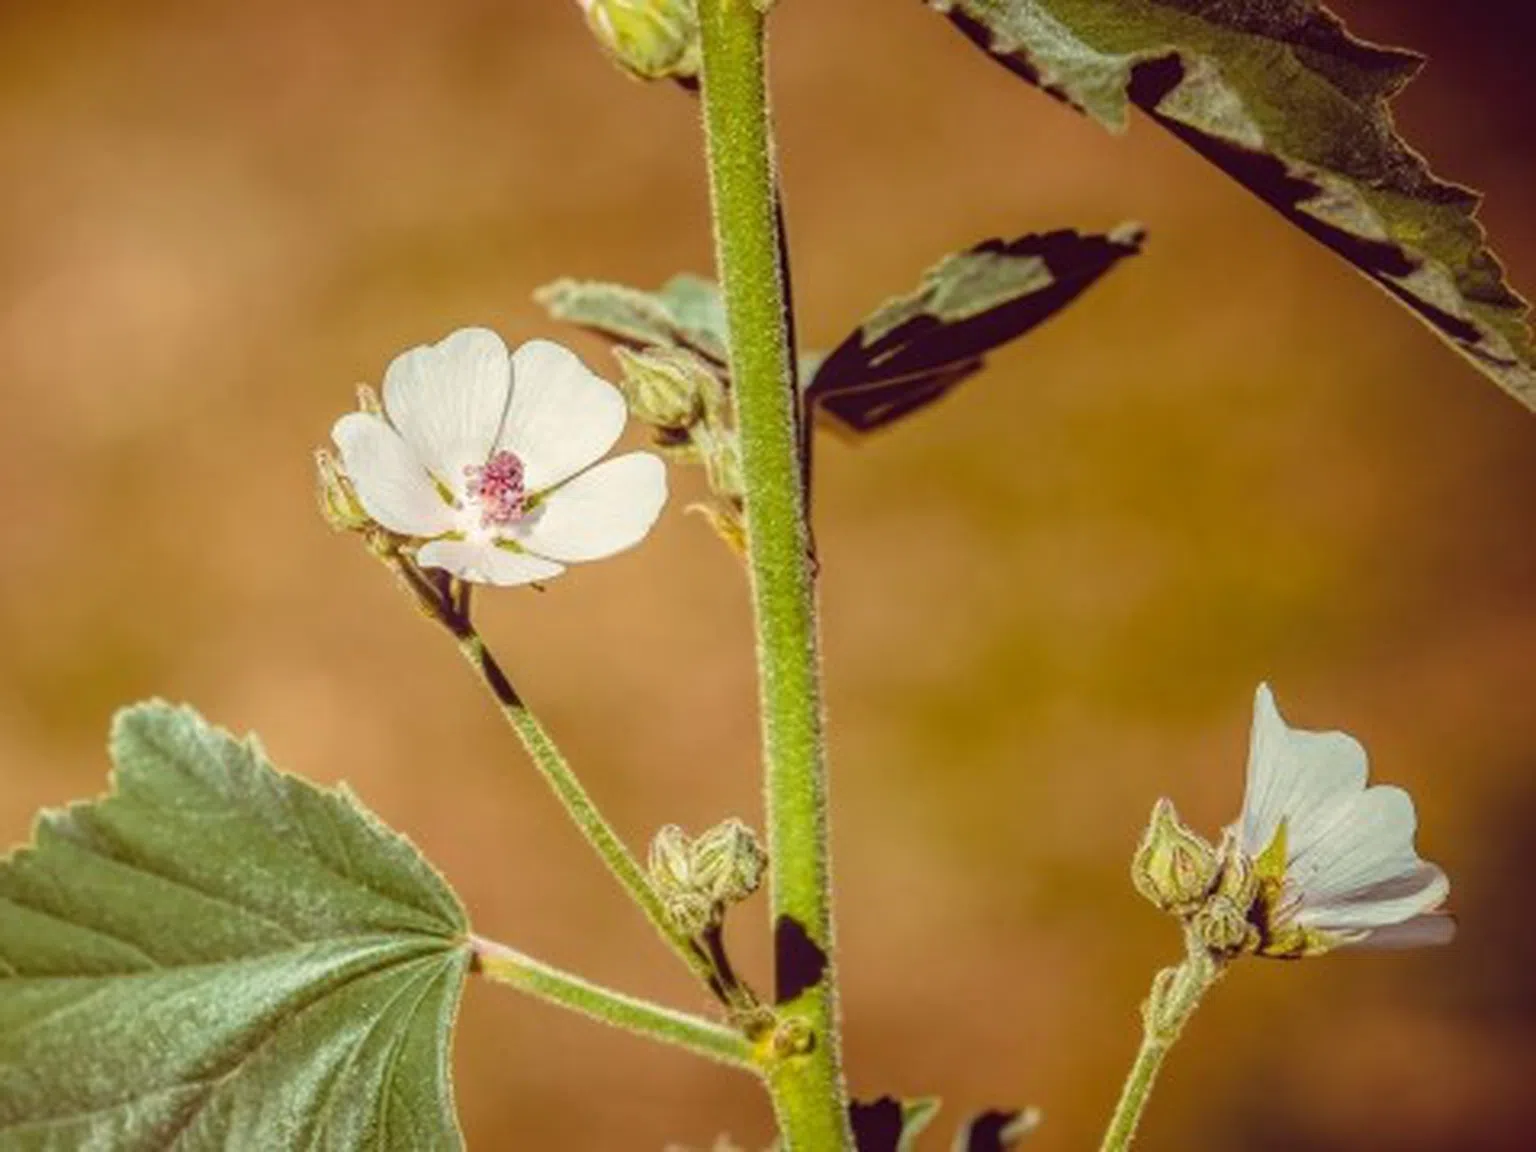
[1,2,1533,1148]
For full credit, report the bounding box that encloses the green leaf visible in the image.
[807,225,1144,435]
[535,273,729,363]
[928,0,1536,410]
[0,702,470,1150]
[539,225,1142,444]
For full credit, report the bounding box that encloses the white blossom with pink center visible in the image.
[332,328,667,586]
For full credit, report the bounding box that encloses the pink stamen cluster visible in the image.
[465,450,527,528]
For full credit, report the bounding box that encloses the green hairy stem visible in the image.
[696,1,852,1147]
[471,935,757,1072]
[1101,946,1223,1151]
[379,551,723,998]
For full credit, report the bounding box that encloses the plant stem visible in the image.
[696,2,851,1148]
[1101,948,1222,1152]
[376,549,723,998]
[471,934,758,1072]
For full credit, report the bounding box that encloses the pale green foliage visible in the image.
[537,225,1143,444]
[929,0,1536,409]
[0,703,470,1151]
[536,274,729,363]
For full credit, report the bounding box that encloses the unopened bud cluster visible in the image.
[649,819,766,937]
[1131,799,1260,958]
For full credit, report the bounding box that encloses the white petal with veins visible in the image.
[1297,861,1450,932]
[332,412,455,538]
[1241,683,1369,858]
[1289,786,1420,903]
[516,452,668,562]
[501,339,626,492]
[417,539,565,586]
[384,327,512,489]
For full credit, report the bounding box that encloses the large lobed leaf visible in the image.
[928,0,1536,410]
[0,703,470,1150]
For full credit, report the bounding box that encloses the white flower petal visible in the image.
[417,540,565,587]
[1343,913,1456,950]
[500,339,626,492]
[383,327,512,489]
[1240,684,1369,858]
[1296,858,1449,931]
[515,452,667,563]
[332,413,455,537]
[1288,785,1423,903]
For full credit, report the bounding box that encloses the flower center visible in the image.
[464,450,527,529]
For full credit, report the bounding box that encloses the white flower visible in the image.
[1236,684,1454,956]
[332,328,667,586]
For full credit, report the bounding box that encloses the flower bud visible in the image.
[614,346,714,431]
[647,818,766,936]
[649,824,693,891]
[699,430,743,501]
[578,0,700,82]
[315,448,371,532]
[1211,829,1259,911]
[1190,893,1258,956]
[691,818,766,905]
[1131,799,1218,915]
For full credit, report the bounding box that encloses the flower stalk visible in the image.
[376,547,725,998]
[471,934,757,1072]
[696,1,851,1147]
[1100,937,1223,1152]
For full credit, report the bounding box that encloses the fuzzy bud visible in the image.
[1132,799,1218,916]
[691,818,767,906]
[647,818,767,937]
[578,0,699,82]
[614,345,715,431]
[315,448,371,532]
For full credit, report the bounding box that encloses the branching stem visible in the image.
[375,545,722,999]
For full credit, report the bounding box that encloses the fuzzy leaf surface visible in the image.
[535,274,729,364]
[0,703,470,1151]
[929,0,1535,409]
